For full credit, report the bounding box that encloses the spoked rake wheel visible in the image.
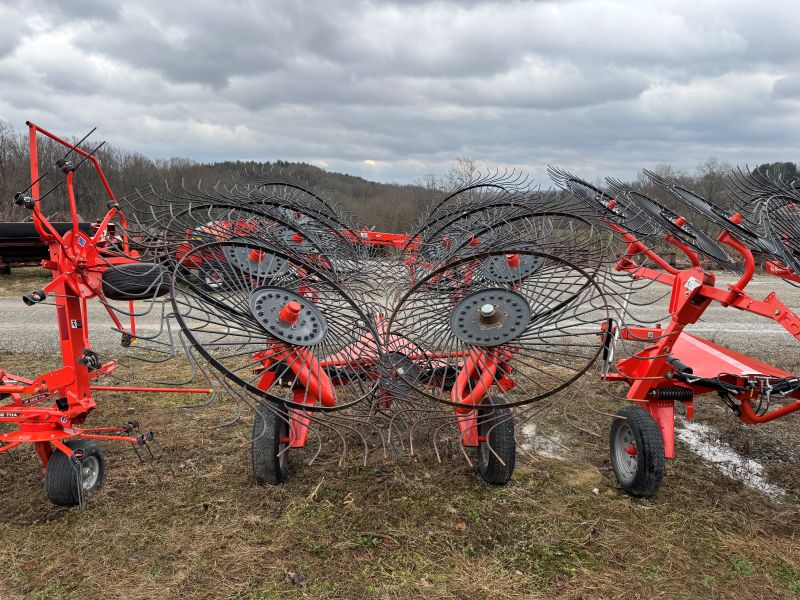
[763,196,800,276]
[548,166,658,239]
[388,249,610,409]
[388,250,608,484]
[171,240,381,413]
[172,239,384,484]
[387,249,609,483]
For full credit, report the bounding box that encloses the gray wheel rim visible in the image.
[613,422,638,485]
[479,437,490,467]
[80,456,100,490]
[278,418,289,471]
[478,408,492,468]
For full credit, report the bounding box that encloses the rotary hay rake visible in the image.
[120,169,615,486]
[0,123,213,506]
[552,166,800,497]
[121,170,396,481]
[385,179,617,481]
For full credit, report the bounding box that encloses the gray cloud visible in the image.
[0,0,798,185]
[774,75,800,100]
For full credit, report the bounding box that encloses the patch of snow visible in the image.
[676,420,785,500]
[521,422,566,460]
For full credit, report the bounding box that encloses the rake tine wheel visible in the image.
[388,249,609,409]
[727,168,800,279]
[386,246,610,483]
[169,237,384,483]
[171,240,380,411]
[119,170,405,482]
[604,177,738,270]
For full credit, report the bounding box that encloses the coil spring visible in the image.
[648,386,693,401]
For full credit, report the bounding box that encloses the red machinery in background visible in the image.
[605,221,800,495]
[0,122,211,506]
[344,228,413,250]
[553,167,800,497]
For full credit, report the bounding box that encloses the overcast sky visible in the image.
[1,0,798,184]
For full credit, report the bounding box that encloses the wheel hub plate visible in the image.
[380,351,420,398]
[276,226,316,254]
[249,287,327,346]
[222,245,289,278]
[450,288,531,346]
[482,252,544,283]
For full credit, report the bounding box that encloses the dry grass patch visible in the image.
[0,267,50,297]
[0,354,799,599]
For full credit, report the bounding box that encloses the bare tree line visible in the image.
[0,120,794,233]
[0,120,434,231]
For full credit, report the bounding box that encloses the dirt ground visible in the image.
[1,268,800,599]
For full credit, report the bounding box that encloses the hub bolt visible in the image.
[278,301,302,325]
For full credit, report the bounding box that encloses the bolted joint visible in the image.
[248,248,265,262]
[137,431,155,445]
[278,300,302,325]
[478,303,502,326]
[22,289,47,306]
[13,192,36,209]
[505,253,521,269]
[123,419,140,433]
[77,348,101,371]
[55,158,75,173]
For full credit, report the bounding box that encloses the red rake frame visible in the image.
[605,220,800,460]
[0,122,210,486]
[249,309,489,452]
[213,228,511,461]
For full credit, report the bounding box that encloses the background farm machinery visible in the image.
[0,122,211,506]
[552,166,800,496]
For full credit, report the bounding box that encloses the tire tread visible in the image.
[45,439,105,506]
[252,403,289,485]
[610,405,665,497]
[476,396,516,485]
[101,262,169,300]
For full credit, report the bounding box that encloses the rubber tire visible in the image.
[476,395,516,485]
[45,439,106,506]
[101,262,169,300]
[252,402,290,485]
[610,405,665,498]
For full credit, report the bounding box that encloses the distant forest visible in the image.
[0,120,796,233]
